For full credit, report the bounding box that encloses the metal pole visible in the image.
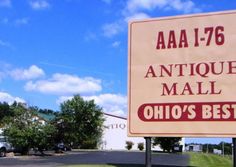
[207,144,208,154]
[145,137,152,167]
[233,138,236,167]
[222,141,224,157]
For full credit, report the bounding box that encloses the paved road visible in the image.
[0,151,190,167]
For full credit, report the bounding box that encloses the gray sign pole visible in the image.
[233,138,236,167]
[145,137,152,167]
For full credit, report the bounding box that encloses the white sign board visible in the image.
[128,10,236,137]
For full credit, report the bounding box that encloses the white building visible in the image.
[213,149,222,155]
[100,113,185,151]
[100,113,145,150]
[0,129,3,135]
[185,144,202,152]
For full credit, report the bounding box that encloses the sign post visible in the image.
[145,137,152,167]
[233,138,236,167]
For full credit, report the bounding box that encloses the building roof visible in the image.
[103,112,127,120]
[37,112,55,121]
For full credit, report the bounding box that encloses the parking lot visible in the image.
[0,151,189,167]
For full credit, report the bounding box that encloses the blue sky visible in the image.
[0,0,236,144]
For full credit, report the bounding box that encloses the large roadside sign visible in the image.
[128,10,236,137]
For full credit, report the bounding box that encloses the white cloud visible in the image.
[0,92,25,104]
[0,62,11,80]
[56,96,73,105]
[125,0,167,13]
[25,73,102,95]
[102,0,200,37]
[10,65,45,80]
[0,0,11,7]
[0,72,5,81]
[125,12,150,22]
[57,94,127,116]
[0,39,11,48]
[124,0,201,15]
[29,0,50,10]
[112,41,120,48]
[170,0,200,13]
[102,21,124,38]
[83,94,127,116]
[1,17,29,26]
[15,18,29,25]
[84,32,97,42]
[2,18,9,24]
[101,0,112,4]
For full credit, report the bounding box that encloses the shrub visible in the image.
[138,142,144,151]
[80,139,97,149]
[125,141,134,150]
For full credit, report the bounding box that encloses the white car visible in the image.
[0,136,13,157]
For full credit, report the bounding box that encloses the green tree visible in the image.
[153,137,182,152]
[219,142,232,155]
[0,102,13,127]
[4,103,56,155]
[202,142,232,155]
[29,106,56,115]
[30,123,56,154]
[54,95,104,149]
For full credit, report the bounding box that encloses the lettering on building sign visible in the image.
[156,26,224,49]
[107,123,126,130]
[139,25,236,122]
[145,61,236,96]
[138,102,236,121]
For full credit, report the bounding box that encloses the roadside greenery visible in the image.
[137,142,144,151]
[188,152,232,167]
[125,141,134,150]
[0,94,104,154]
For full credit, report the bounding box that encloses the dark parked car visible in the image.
[54,142,71,153]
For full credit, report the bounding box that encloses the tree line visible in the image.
[0,94,183,154]
[195,142,232,155]
[0,95,104,155]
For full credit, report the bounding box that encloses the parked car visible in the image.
[54,142,71,153]
[0,136,14,157]
[172,144,183,153]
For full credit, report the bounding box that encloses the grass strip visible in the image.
[188,152,232,167]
